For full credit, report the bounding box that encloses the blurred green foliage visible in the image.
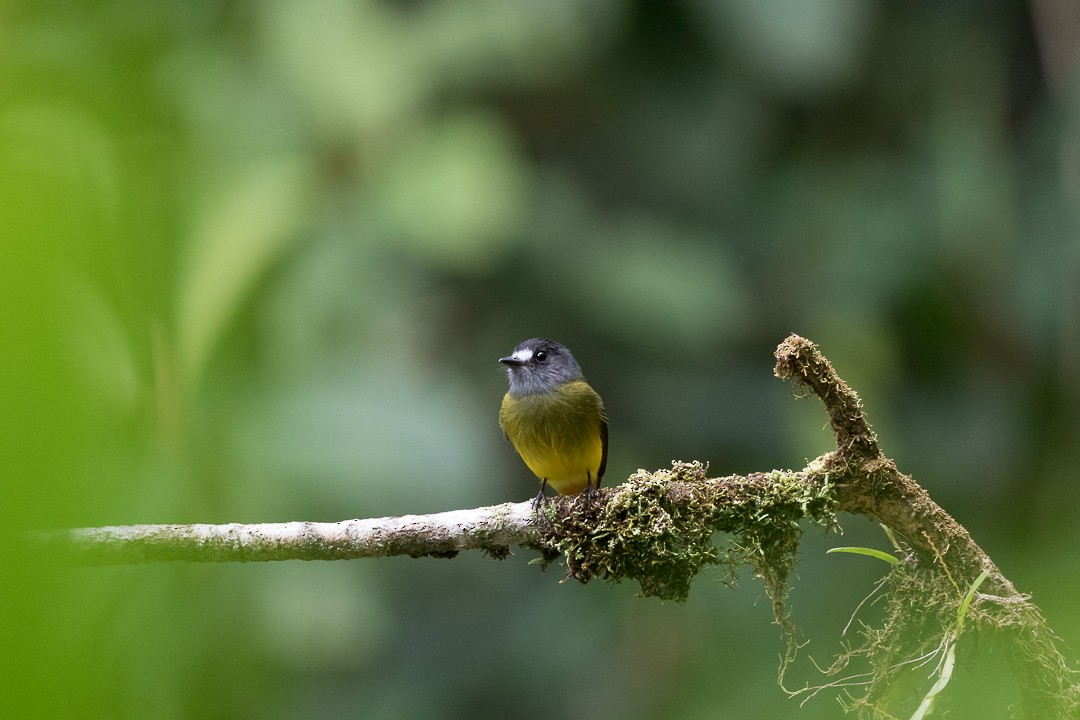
[2,1,1079,718]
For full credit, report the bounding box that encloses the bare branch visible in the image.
[46,503,536,565]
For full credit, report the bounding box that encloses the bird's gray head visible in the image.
[499,338,584,396]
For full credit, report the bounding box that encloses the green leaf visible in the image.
[177,157,313,388]
[956,569,990,633]
[826,546,899,565]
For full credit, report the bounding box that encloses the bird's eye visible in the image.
[534,350,548,363]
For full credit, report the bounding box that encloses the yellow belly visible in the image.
[499,381,606,495]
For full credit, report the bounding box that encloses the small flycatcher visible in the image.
[498,338,608,503]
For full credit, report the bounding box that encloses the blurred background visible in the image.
[2,1,1079,718]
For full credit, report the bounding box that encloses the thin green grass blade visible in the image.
[957,568,990,633]
[827,546,899,565]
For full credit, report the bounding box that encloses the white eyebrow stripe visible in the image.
[513,349,533,363]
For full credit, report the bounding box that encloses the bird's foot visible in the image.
[531,487,547,511]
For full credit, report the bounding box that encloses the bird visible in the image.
[498,338,608,506]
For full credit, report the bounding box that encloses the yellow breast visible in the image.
[499,380,606,495]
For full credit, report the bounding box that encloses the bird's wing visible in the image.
[597,416,609,486]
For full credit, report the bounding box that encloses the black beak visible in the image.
[499,356,524,366]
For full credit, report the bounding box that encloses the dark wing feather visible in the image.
[596,416,609,487]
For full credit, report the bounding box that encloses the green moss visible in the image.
[539,462,838,607]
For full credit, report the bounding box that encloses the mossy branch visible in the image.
[772,334,1079,718]
[42,334,1079,718]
